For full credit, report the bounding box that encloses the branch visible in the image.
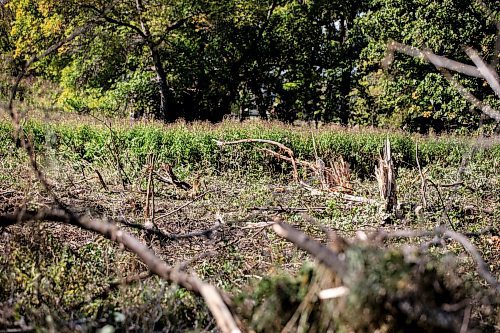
[272,221,346,277]
[372,226,499,291]
[82,4,148,40]
[439,67,500,121]
[464,46,500,97]
[384,40,500,122]
[117,217,223,240]
[215,139,299,181]
[0,208,241,333]
[154,16,192,47]
[384,40,483,78]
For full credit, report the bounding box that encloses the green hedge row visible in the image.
[0,120,498,176]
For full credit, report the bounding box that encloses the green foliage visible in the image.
[355,0,499,132]
[0,120,497,177]
[1,0,499,128]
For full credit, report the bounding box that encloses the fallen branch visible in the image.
[118,217,223,240]
[372,226,499,291]
[250,206,327,212]
[0,209,241,333]
[272,221,346,277]
[155,190,214,220]
[300,181,378,204]
[215,138,299,181]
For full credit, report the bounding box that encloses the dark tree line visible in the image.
[0,0,498,132]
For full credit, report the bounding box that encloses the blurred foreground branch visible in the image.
[0,208,242,333]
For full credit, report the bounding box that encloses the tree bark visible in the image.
[148,42,171,120]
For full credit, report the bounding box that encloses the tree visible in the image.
[355,0,499,132]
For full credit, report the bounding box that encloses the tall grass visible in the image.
[0,119,497,176]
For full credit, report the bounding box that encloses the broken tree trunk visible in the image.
[375,138,397,213]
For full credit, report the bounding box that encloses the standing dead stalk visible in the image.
[144,154,157,229]
[375,138,397,212]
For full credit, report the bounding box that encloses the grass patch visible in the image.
[0,119,497,177]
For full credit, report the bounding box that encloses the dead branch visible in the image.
[117,217,223,240]
[154,190,214,221]
[383,40,483,78]
[250,206,327,213]
[94,168,109,191]
[384,40,500,122]
[154,164,192,190]
[299,181,377,204]
[464,46,500,97]
[215,138,299,181]
[372,226,499,291]
[0,208,241,333]
[272,221,346,277]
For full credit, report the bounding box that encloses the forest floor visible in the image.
[0,116,498,332]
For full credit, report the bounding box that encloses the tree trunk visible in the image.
[148,44,172,121]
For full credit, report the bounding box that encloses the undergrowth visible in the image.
[0,119,498,177]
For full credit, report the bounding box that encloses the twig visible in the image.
[0,209,241,333]
[144,154,157,228]
[155,190,214,221]
[94,168,109,191]
[426,178,455,230]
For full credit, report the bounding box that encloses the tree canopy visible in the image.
[1,0,499,132]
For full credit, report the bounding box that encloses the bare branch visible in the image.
[383,40,483,78]
[215,138,299,181]
[384,40,500,122]
[439,68,500,121]
[272,221,346,277]
[117,217,223,240]
[464,46,500,97]
[372,226,499,291]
